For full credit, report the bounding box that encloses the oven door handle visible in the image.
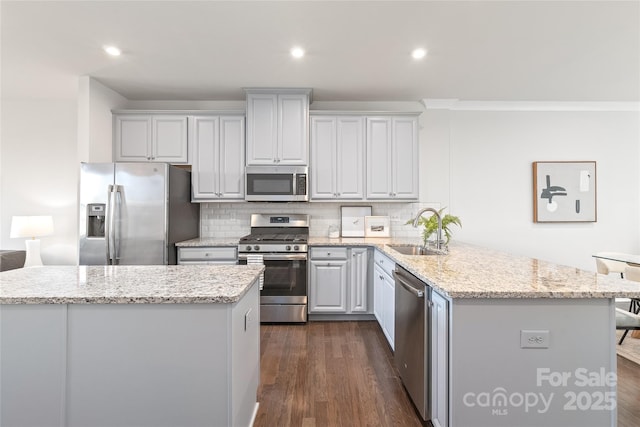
[238,253,307,261]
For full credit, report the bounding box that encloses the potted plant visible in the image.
[408,208,462,248]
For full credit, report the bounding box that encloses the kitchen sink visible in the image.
[388,244,446,256]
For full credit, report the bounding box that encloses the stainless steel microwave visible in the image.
[245,166,308,202]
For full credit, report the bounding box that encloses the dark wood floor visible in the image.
[254,321,640,427]
[254,321,423,427]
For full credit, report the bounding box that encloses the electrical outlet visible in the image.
[520,330,550,349]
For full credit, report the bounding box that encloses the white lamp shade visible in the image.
[10,216,54,239]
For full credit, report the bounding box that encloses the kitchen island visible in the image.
[0,264,264,427]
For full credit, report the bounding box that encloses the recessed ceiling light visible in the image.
[411,48,427,60]
[290,46,305,59]
[104,45,122,57]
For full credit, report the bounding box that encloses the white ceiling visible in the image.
[2,0,639,103]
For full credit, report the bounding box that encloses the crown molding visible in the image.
[421,99,640,112]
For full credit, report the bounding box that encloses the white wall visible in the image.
[425,103,640,271]
[0,99,78,264]
[78,76,128,163]
[0,77,128,265]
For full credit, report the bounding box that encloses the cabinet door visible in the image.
[349,248,368,312]
[382,272,395,350]
[431,290,449,427]
[191,116,220,199]
[373,265,384,324]
[366,117,392,199]
[246,94,278,165]
[278,93,308,165]
[336,117,364,199]
[218,116,245,199]
[309,260,348,313]
[153,116,188,163]
[114,115,152,161]
[391,117,419,199]
[310,116,336,199]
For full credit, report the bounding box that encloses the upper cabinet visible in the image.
[310,115,364,200]
[190,115,245,201]
[366,116,419,200]
[245,89,311,166]
[114,114,188,163]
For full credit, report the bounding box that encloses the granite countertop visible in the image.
[0,265,264,304]
[309,237,640,300]
[175,236,640,299]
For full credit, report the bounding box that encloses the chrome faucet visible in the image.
[412,207,443,250]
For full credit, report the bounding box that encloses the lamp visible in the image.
[10,216,54,267]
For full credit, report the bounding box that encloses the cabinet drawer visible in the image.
[374,249,395,277]
[178,247,237,263]
[310,247,348,260]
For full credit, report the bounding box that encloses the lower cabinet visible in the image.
[431,289,449,427]
[309,259,348,312]
[309,247,369,314]
[373,250,395,349]
[177,247,238,265]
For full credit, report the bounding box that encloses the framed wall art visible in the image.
[532,161,597,223]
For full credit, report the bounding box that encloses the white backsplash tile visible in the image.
[199,201,442,240]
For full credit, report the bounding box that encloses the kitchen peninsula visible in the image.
[337,239,640,427]
[0,264,264,427]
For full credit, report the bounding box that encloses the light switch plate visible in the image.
[520,330,550,349]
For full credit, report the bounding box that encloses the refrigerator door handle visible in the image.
[106,184,115,264]
[113,185,123,264]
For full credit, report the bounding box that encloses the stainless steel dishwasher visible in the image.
[393,265,431,421]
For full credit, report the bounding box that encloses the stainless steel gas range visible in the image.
[238,214,309,323]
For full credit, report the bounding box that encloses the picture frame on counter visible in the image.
[364,216,391,237]
[340,206,372,237]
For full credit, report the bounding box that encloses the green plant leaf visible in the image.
[408,207,462,245]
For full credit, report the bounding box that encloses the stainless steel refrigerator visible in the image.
[79,163,199,265]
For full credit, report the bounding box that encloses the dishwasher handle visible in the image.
[393,270,425,298]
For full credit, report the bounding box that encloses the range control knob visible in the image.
[293,245,300,251]
[245,246,252,251]
[286,245,292,251]
[254,245,260,251]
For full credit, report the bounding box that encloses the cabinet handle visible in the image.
[379,275,383,280]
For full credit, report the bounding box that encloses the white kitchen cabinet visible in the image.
[245,89,311,166]
[310,115,364,200]
[309,251,348,313]
[178,246,238,265]
[190,115,245,201]
[309,247,369,314]
[114,114,188,163]
[366,116,419,200]
[431,289,449,427]
[348,248,368,312]
[373,250,395,349]
[381,268,395,349]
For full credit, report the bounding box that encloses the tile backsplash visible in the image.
[200,201,441,240]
